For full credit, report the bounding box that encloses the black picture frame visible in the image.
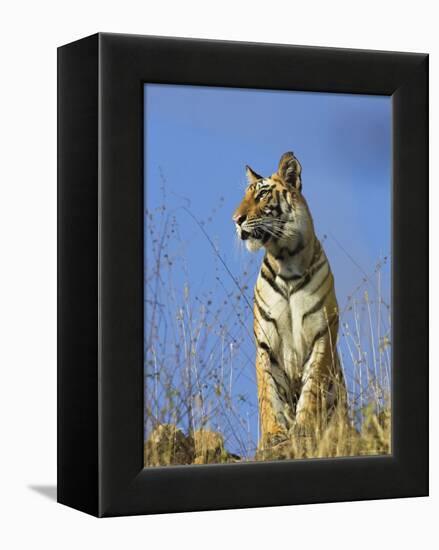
[57,33,428,517]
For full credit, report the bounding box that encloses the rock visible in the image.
[144,424,240,466]
[144,423,194,466]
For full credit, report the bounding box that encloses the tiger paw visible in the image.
[262,430,289,449]
[256,430,291,460]
[289,421,313,439]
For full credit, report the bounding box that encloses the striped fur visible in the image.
[233,152,346,450]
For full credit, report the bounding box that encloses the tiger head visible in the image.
[233,152,313,253]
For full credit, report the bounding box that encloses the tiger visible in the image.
[233,151,346,453]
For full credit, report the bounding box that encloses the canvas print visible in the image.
[144,84,391,466]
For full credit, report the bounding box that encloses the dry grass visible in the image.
[144,401,391,465]
[256,401,391,462]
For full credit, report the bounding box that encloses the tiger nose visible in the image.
[233,214,247,226]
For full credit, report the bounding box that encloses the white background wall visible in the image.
[0,1,435,548]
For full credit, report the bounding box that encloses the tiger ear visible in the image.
[278,152,302,191]
[246,165,263,185]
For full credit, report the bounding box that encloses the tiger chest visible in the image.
[254,274,319,382]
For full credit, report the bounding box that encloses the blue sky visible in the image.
[144,84,391,455]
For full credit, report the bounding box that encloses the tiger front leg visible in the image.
[255,345,294,451]
[293,333,335,436]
